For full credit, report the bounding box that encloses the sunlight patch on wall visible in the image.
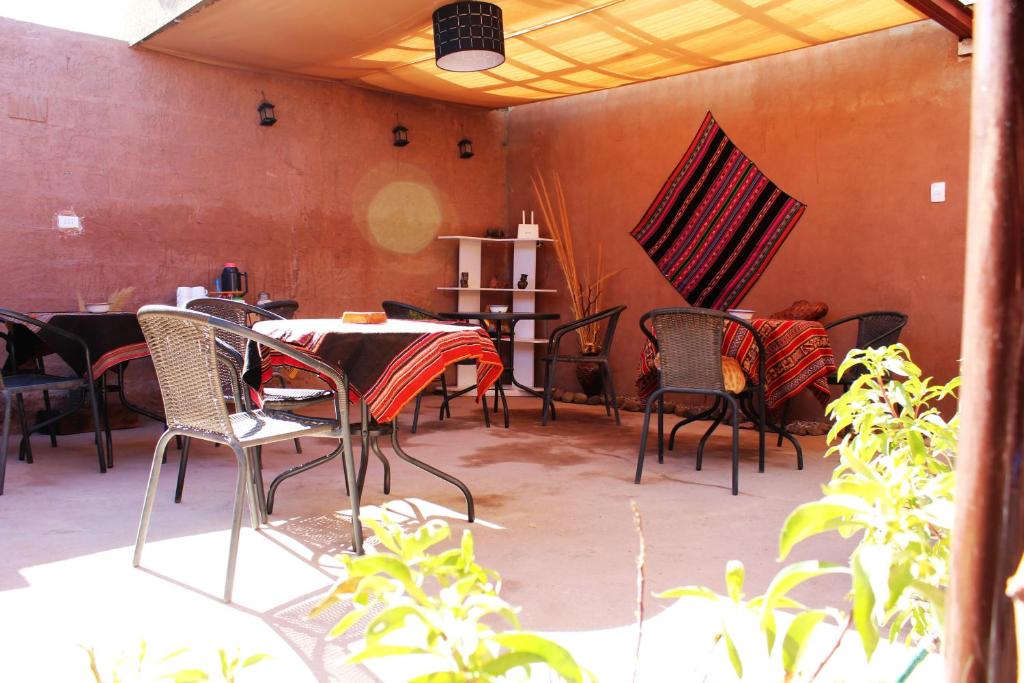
[366,181,441,254]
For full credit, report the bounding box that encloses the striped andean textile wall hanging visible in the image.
[630,112,806,310]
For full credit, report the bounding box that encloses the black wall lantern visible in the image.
[257,100,277,126]
[433,2,505,72]
[392,124,409,147]
[458,138,474,159]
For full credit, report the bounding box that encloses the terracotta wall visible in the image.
[505,22,970,415]
[0,17,506,317]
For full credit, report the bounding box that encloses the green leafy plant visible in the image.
[660,344,958,680]
[85,641,269,683]
[313,514,590,682]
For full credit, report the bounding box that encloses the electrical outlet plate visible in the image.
[57,214,81,229]
[930,182,946,203]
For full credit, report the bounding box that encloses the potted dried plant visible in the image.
[533,171,621,396]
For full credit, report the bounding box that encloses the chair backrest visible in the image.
[854,311,908,348]
[137,307,235,439]
[381,300,442,321]
[186,298,283,355]
[640,307,732,391]
[261,299,299,319]
[0,308,93,388]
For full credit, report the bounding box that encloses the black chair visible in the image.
[381,300,492,432]
[540,305,627,426]
[773,311,908,447]
[261,300,299,319]
[633,308,770,495]
[0,308,107,495]
[825,311,909,390]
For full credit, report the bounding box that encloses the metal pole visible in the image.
[947,1,1024,680]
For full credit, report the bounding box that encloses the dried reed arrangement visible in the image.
[532,170,621,354]
[108,286,135,312]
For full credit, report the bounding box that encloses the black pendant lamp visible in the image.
[432,2,505,72]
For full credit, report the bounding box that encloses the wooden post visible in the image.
[946,1,1024,681]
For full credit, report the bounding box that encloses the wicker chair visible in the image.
[634,308,768,495]
[540,305,627,426]
[825,311,908,390]
[0,308,107,495]
[381,301,492,432]
[134,305,362,602]
[773,311,908,447]
[261,299,299,319]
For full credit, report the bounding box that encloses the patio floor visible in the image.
[0,397,933,681]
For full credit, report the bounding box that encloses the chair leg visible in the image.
[696,407,726,471]
[86,382,107,474]
[757,390,767,473]
[292,438,302,454]
[224,445,249,603]
[41,390,57,448]
[496,382,509,429]
[252,446,268,524]
[174,437,192,503]
[481,387,491,428]
[133,430,176,568]
[16,394,32,464]
[657,395,665,464]
[0,398,11,496]
[412,393,422,434]
[603,362,620,426]
[726,397,740,495]
[98,379,113,469]
[440,374,452,418]
[243,448,262,530]
[541,360,555,426]
[634,392,660,484]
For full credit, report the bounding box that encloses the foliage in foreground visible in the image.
[85,642,268,683]
[660,344,958,680]
[313,513,590,682]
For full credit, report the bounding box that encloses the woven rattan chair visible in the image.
[634,308,768,495]
[261,299,299,319]
[540,305,627,426]
[774,311,907,447]
[134,305,362,602]
[0,308,107,495]
[381,300,483,432]
[178,298,331,501]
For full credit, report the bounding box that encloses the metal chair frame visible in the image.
[633,307,770,495]
[0,308,107,495]
[133,305,362,603]
[260,299,299,319]
[540,305,627,426]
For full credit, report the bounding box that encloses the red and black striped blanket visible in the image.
[631,112,806,310]
[249,319,503,423]
[637,318,835,410]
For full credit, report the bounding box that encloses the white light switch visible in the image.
[930,182,946,203]
[57,214,81,229]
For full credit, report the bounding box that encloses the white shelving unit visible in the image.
[437,235,555,391]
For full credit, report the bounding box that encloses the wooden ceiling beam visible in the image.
[901,0,973,39]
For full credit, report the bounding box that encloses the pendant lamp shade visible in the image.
[432,2,505,72]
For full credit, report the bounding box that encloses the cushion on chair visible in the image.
[722,357,746,393]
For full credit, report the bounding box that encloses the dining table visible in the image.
[438,310,560,427]
[245,317,504,520]
[636,317,836,455]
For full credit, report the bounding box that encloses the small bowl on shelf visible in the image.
[727,308,754,321]
[488,305,509,314]
[85,303,111,313]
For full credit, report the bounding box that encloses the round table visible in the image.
[438,311,560,425]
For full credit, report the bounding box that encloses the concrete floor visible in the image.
[0,397,936,682]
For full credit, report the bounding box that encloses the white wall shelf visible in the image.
[438,233,554,388]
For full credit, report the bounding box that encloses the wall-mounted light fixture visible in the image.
[433,1,505,72]
[458,138,474,159]
[257,100,277,126]
[392,124,409,147]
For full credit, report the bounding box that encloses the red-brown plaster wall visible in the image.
[506,22,970,415]
[0,18,506,316]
